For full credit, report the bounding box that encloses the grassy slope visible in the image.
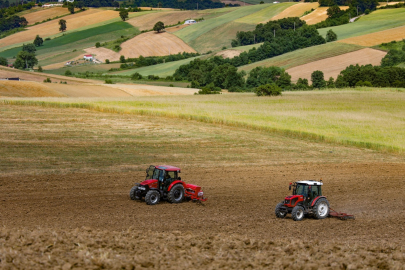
[234,2,295,24]
[110,56,203,77]
[318,8,405,40]
[0,21,138,67]
[238,42,363,72]
[3,89,404,153]
[174,5,271,44]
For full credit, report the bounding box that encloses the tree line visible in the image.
[0,2,33,33]
[130,0,226,9]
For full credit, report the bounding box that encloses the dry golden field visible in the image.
[271,2,319,21]
[120,31,197,58]
[339,25,405,46]
[286,48,387,81]
[302,6,349,25]
[23,7,73,25]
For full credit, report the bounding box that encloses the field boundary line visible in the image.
[0,99,402,154]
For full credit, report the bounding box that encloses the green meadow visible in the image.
[3,89,405,153]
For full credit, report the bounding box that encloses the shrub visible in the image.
[95,42,101,48]
[37,66,43,72]
[147,75,159,80]
[169,84,174,87]
[165,76,173,81]
[45,37,51,41]
[197,83,221,94]
[65,70,72,76]
[326,29,337,42]
[131,72,143,80]
[255,84,282,96]
[43,78,51,83]
[105,59,110,64]
[365,9,370,14]
[120,55,126,63]
[105,79,114,84]
[222,46,227,50]
[311,70,326,89]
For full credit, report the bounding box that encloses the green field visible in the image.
[43,63,122,75]
[111,56,203,77]
[235,2,295,24]
[3,89,404,153]
[318,8,405,41]
[174,5,273,44]
[238,42,363,72]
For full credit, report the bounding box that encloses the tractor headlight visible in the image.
[138,186,146,190]
[198,191,204,197]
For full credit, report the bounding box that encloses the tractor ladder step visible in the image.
[329,208,355,220]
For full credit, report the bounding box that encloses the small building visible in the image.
[273,1,280,3]
[83,54,93,61]
[184,20,197,25]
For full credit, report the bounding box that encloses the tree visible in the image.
[153,21,165,33]
[311,70,326,89]
[326,29,337,42]
[327,77,335,88]
[105,59,110,64]
[255,84,282,96]
[37,65,43,72]
[68,2,75,14]
[95,42,101,48]
[0,56,8,66]
[22,43,36,53]
[13,50,38,69]
[33,35,43,47]
[119,9,128,21]
[120,55,126,63]
[59,19,67,32]
[327,5,341,18]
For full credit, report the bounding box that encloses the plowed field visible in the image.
[339,25,405,46]
[0,104,404,269]
[286,48,386,81]
[23,7,72,25]
[271,2,319,21]
[0,9,119,48]
[120,31,196,58]
[302,6,349,25]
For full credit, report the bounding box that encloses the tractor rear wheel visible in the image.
[129,184,141,200]
[167,184,184,203]
[275,202,287,218]
[145,190,160,205]
[291,205,305,221]
[313,198,330,219]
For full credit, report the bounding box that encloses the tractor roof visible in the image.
[295,180,323,186]
[156,165,181,172]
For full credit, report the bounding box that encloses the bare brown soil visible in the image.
[302,6,349,25]
[23,7,72,25]
[286,48,386,82]
[0,105,404,268]
[0,9,119,48]
[339,25,405,46]
[120,32,196,58]
[127,10,200,31]
[271,2,319,21]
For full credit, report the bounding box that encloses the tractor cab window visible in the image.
[146,165,155,180]
[162,171,178,190]
[309,185,321,198]
[295,184,309,197]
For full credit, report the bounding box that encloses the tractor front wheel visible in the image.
[145,190,160,205]
[129,184,141,200]
[275,202,287,218]
[291,205,305,221]
[313,198,330,219]
[167,184,184,203]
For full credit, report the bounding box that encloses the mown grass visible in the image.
[174,5,271,44]
[2,89,405,153]
[318,8,405,41]
[44,63,122,75]
[234,2,296,24]
[238,42,363,72]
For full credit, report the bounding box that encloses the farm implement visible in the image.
[129,165,207,205]
[275,180,355,221]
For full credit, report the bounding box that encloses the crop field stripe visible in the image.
[318,8,405,41]
[174,5,272,44]
[234,3,296,24]
[1,96,403,154]
[338,25,405,47]
[238,42,363,73]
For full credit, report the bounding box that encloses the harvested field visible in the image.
[166,24,190,33]
[0,104,404,268]
[238,42,363,73]
[0,81,65,97]
[234,2,295,24]
[127,10,200,31]
[120,32,196,58]
[103,83,198,96]
[215,49,243,58]
[286,48,386,82]
[23,7,72,25]
[271,2,319,21]
[302,6,349,25]
[339,25,405,46]
[378,1,400,6]
[84,46,121,62]
[0,9,119,48]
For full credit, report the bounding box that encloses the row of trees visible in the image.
[0,15,27,32]
[130,0,225,9]
[381,44,405,67]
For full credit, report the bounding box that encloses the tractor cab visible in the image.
[145,165,181,191]
[290,180,323,205]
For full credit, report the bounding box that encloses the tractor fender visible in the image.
[311,196,327,207]
[167,180,185,191]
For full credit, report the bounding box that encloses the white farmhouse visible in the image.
[184,20,197,25]
[83,54,93,61]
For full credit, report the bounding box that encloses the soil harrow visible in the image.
[329,208,355,220]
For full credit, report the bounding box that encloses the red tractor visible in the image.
[129,165,207,205]
[275,180,330,221]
